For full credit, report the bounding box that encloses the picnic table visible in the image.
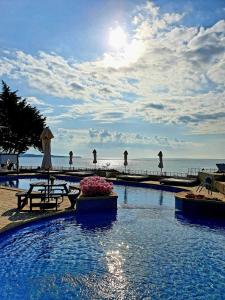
[16,181,69,211]
[29,181,69,194]
[16,181,80,211]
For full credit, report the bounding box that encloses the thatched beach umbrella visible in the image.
[69,151,73,168]
[158,151,163,174]
[40,127,54,171]
[124,150,128,172]
[93,149,97,167]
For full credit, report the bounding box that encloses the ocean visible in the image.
[19,157,224,175]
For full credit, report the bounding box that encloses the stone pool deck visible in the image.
[0,186,73,233]
[0,179,225,233]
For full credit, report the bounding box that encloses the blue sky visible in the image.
[0,0,225,158]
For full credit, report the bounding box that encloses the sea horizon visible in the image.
[21,153,225,160]
[19,156,224,174]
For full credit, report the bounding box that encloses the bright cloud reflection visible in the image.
[103,40,145,69]
[105,25,145,68]
[109,26,127,49]
[124,39,145,63]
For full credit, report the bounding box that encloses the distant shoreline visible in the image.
[20,154,82,158]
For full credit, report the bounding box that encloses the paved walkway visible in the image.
[176,187,225,202]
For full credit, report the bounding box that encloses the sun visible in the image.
[104,25,145,68]
[108,26,127,49]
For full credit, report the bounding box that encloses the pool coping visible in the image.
[0,174,189,235]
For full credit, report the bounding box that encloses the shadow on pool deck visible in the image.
[2,207,57,222]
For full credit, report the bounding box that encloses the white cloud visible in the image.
[26,96,46,106]
[207,55,225,84]
[163,12,184,24]
[54,127,199,150]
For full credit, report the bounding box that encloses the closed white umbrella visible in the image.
[158,151,163,174]
[93,149,97,166]
[40,127,54,170]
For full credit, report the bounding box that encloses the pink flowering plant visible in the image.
[80,176,113,197]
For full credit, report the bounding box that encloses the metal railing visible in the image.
[19,165,218,178]
[187,168,217,176]
[19,165,196,178]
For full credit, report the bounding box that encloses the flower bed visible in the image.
[80,176,113,197]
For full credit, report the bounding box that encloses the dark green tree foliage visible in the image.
[0,81,46,154]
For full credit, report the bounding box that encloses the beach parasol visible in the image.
[124,150,128,173]
[69,151,73,168]
[158,151,163,174]
[40,127,54,184]
[40,127,54,201]
[40,127,54,171]
[93,149,97,167]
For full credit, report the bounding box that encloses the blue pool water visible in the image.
[1,180,225,299]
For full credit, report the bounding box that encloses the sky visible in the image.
[0,0,225,158]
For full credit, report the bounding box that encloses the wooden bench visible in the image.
[29,193,61,211]
[68,188,81,209]
[16,191,29,210]
[16,191,61,211]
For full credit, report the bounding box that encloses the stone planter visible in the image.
[76,192,118,213]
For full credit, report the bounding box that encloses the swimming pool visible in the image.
[1,181,225,299]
